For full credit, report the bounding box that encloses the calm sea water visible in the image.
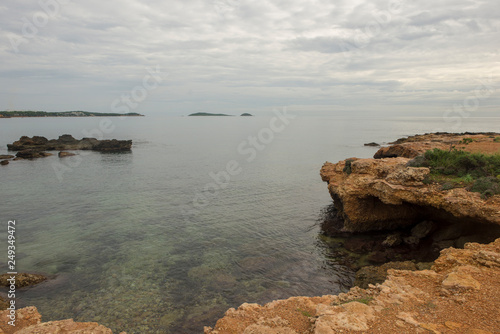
[0,115,498,333]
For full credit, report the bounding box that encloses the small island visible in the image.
[188,112,232,116]
[0,111,144,118]
[240,113,253,116]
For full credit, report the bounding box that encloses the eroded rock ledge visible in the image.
[205,238,500,334]
[320,133,500,232]
[0,306,123,334]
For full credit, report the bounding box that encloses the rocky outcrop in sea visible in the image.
[7,135,132,153]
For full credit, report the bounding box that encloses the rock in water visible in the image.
[7,135,132,153]
[58,151,76,158]
[92,139,132,152]
[15,150,52,159]
[0,273,47,288]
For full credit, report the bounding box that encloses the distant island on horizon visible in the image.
[0,111,144,118]
[188,112,253,117]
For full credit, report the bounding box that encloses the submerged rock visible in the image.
[354,261,419,289]
[0,273,47,289]
[0,160,9,165]
[58,151,76,158]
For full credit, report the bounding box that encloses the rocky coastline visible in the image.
[1,133,499,333]
[0,135,132,165]
[205,132,500,333]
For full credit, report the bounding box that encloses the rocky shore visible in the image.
[205,238,500,333]
[205,132,500,333]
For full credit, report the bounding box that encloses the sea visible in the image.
[0,114,498,333]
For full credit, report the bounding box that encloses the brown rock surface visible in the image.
[374,132,500,158]
[0,155,14,159]
[58,151,77,158]
[0,306,121,334]
[0,273,47,289]
[205,238,500,334]
[319,156,500,232]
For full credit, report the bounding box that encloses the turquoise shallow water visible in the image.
[0,115,499,333]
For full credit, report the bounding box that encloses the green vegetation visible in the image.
[343,159,355,175]
[494,137,500,143]
[459,137,474,145]
[297,308,313,317]
[188,112,232,116]
[409,148,500,198]
[0,111,143,117]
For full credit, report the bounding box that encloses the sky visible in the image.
[0,0,499,116]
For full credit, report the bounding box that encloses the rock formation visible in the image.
[0,306,123,334]
[7,135,132,153]
[0,273,47,289]
[320,157,500,232]
[320,132,500,233]
[204,238,500,334]
[58,151,76,158]
[373,132,500,158]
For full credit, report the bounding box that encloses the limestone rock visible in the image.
[58,151,76,158]
[0,307,118,334]
[320,159,500,233]
[442,271,481,291]
[0,273,47,288]
[354,261,418,289]
[15,319,113,334]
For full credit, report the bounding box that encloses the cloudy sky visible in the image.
[1,0,499,116]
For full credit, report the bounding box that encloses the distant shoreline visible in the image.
[0,111,144,118]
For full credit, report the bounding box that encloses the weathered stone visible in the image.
[0,160,8,165]
[354,261,418,288]
[15,150,52,159]
[7,135,132,153]
[0,155,14,159]
[0,273,47,288]
[382,233,402,247]
[58,151,76,158]
[442,271,481,291]
[92,139,132,152]
[411,220,434,239]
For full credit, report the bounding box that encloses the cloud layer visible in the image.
[1,0,498,115]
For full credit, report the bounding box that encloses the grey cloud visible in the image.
[0,0,498,115]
